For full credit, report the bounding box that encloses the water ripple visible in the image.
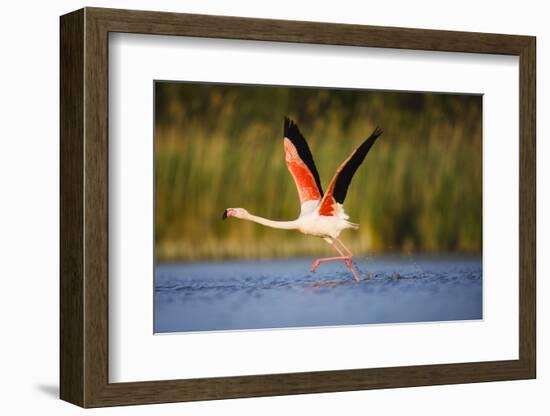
[154,255,482,333]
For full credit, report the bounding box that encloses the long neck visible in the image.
[245,213,300,230]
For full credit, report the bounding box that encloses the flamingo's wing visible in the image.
[318,127,383,216]
[283,117,323,215]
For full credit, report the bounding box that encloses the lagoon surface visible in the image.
[154,255,482,333]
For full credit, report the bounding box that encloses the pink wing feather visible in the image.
[284,138,322,205]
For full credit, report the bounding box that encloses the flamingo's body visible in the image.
[296,204,357,239]
[223,117,383,282]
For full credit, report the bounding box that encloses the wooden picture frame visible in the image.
[60,7,536,408]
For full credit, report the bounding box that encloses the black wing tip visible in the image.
[371,126,384,140]
[284,116,301,140]
[359,126,383,150]
[331,125,383,204]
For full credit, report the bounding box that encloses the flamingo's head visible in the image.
[222,208,249,220]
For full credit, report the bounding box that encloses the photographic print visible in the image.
[154,81,482,333]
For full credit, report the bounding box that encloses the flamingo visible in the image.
[223,117,383,282]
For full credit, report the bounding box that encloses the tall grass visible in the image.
[155,83,482,261]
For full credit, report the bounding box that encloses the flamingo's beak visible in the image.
[223,208,239,219]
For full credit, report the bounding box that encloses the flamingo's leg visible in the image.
[310,238,361,282]
[310,241,347,272]
[310,255,347,272]
[334,238,361,282]
[334,237,352,256]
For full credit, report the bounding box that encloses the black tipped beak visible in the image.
[222,209,228,220]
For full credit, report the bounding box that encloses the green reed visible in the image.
[155,83,482,261]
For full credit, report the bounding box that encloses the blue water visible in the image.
[154,255,482,333]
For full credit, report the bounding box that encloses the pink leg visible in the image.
[310,238,361,283]
[335,238,361,282]
[334,237,352,256]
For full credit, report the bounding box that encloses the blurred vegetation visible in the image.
[155,82,482,261]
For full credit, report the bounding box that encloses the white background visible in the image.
[0,0,546,415]
[110,34,519,382]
